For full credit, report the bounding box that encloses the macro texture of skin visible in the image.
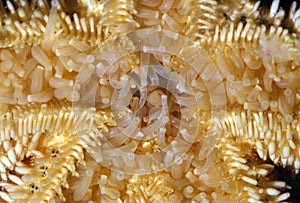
[0,0,300,202]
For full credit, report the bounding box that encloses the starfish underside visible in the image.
[0,0,300,202]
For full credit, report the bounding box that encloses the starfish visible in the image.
[0,0,300,202]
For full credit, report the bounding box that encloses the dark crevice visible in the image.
[252,0,300,34]
[269,165,300,203]
[259,0,297,16]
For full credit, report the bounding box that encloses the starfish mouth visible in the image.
[71,29,226,175]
